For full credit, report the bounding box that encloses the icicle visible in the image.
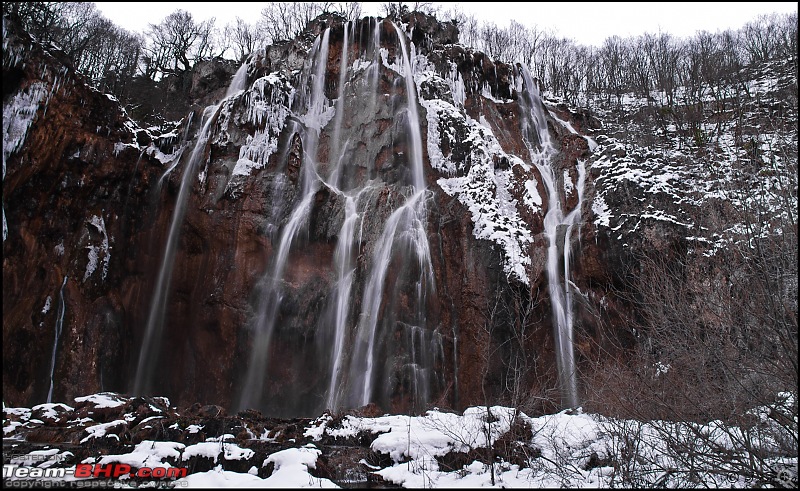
[158,111,196,184]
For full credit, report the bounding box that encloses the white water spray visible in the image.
[47,275,68,403]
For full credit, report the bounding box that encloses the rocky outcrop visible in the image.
[3,16,162,406]
[3,11,630,417]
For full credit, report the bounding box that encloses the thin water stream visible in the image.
[133,63,249,395]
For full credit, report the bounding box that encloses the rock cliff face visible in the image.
[3,16,158,407]
[3,12,628,417]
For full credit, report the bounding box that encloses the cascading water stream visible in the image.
[345,22,435,408]
[158,111,195,185]
[237,179,318,411]
[366,17,382,123]
[518,66,583,409]
[319,21,368,411]
[329,22,351,188]
[47,275,68,403]
[563,161,586,399]
[393,23,426,191]
[324,194,362,409]
[347,191,435,408]
[236,21,439,414]
[237,30,331,412]
[133,63,249,395]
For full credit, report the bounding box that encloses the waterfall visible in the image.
[393,23,425,190]
[236,185,317,411]
[367,17,382,123]
[347,191,431,407]
[518,66,583,409]
[47,275,68,403]
[321,21,367,410]
[324,194,362,410]
[344,22,436,409]
[237,30,331,412]
[232,21,441,414]
[133,62,249,396]
[226,62,249,98]
[329,22,351,188]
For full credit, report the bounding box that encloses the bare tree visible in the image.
[625,35,652,99]
[331,2,363,21]
[445,7,480,51]
[2,1,73,47]
[519,24,547,68]
[258,2,327,44]
[774,12,798,62]
[380,2,440,18]
[742,13,779,63]
[480,22,515,62]
[583,108,798,484]
[77,18,143,98]
[223,17,266,62]
[598,35,626,105]
[144,9,218,76]
[3,1,144,99]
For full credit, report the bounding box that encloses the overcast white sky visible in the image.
[95,2,797,47]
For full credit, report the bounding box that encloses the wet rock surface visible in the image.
[6,7,767,421]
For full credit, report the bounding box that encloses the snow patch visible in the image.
[42,296,52,314]
[80,420,126,444]
[99,440,185,469]
[420,93,535,284]
[182,440,255,463]
[82,215,110,282]
[31,403,73,420]
[74,392,125,408]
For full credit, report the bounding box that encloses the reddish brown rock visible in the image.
[3,12,627,418]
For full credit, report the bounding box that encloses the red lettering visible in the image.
[74,463,188,481]
[168,467,189,479]
[114,464,131,477]
[74,464,92,478]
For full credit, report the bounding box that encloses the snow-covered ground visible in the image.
[3,392,797,488]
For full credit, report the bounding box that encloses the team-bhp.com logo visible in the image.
[4,463,188,487]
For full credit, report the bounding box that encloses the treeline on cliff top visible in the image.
[2,1,796,123]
